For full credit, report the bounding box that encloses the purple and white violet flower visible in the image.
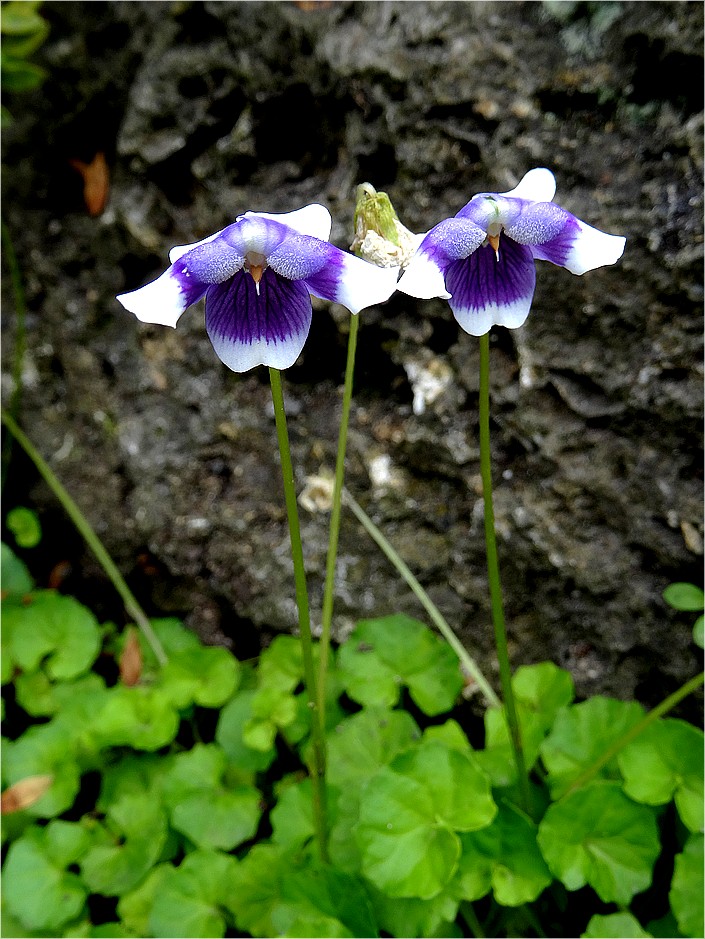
[117,203,399,372]
[397,168,626,336]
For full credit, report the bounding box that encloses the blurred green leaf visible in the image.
[156,645,240,709]
[80,792,168,896]
[271,777,316,850]
[581,912,652,938]
[338,614,463,716]
[92,685,180,751]
[117,866,169,938]
[540,696,645,796]
[6,507,41,548]
[257,634,304,692]
[147,851,239,938]
[618,718,704,832]
[537,782,660,905]
[357,741,496,899]
[0,56,45,91]
[2,826,88,931]
[368,885,458,939]
[663,583,704,612]
[215,689,276,774]
[1,541,33,597]
[670,833,704,939]
[692,614,703,648]
[326,707,420,786]
[2,721,81,817]
[4,590,101,680]
[1,2,47,34]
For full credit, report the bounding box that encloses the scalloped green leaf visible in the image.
[2,721,81,817]
[356,742,496,899]
[6,507,41,548]
[271,778,316,850]
[540,696,645,796]
[80,792,168,895]
[618,718,704,832]
[116,865,169,937]
[2,826,88,931]
[225,844,292,936]
[368,884,458,939]
[155,645,240,709]
[4,590,101,680]
[537,782,660,905]
[257,634,304,691]
[670,833,704,939]
[147,851,238,939]
[482,662,575,782]
[326,707,420,786]
[581,912,653,938]
[92,685,180,751]
[453,802,552,907]
[337,614,463,716]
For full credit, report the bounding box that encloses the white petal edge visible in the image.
[116,270,188,328]
[208,333,305,373]
[452,295,532,336]
[239,204,332,242]
[396,251,451,300]
[334,255,400,314]
[169,228,226,264]
[502,168,557,204]
[563,221,626,275]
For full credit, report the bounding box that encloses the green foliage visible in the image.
[0,0,49,123]
[1,554,702,938]
[6,506,42,548]
[663,581,705,649]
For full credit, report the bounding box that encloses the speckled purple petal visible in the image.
[205,268,312,372]
[304,245,399,314]
[445,236,536,335]
[396,218,486,300]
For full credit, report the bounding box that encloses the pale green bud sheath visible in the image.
[350,182,421,269]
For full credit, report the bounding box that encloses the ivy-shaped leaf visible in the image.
[2,825,88,931]
[356,741,496,899]
[326,707,420,787]
[453,801,552,907]
[367,883,459,939]
[537,781,660,905]
[92,685,180,751]
[0,541,33,597]
[147,851,239,939]
[669,833,704,939]
[2,721,81,817]
[618,718,704,832]
[540,696,645,797]
[337,614,464,716]
[154,645,240,709]
[215,690,276,775]
[581,912,653,938]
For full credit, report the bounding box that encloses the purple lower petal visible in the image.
[445,236,536,335]
[205,268,312,372]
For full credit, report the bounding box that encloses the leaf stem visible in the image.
[344,488,500,708]
[268,368,329,863]
[317,313,360,727]
[1,409,168,666]
[478,332,530,811]
[563,670,705,797]
[1,219,27,491]
[459,901,486,939]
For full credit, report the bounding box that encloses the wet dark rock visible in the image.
[2,1,702,708]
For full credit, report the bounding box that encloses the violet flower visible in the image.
[397,168,626,335]
[117,204,399,372]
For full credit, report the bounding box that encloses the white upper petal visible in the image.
[239,203,332,242]
[563,220,626,275]
[334,255,400,314]
[116,270,188,328]
[169,228,225,264]
[396,251,451,300]
[501,168,557,203]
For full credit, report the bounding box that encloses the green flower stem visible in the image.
[344,488,500,708]
[478,332,530,811]
[268,368,329,863]
[317,312,360,725]
[459,901,486,939]
[563,670,705,798]
[1,409,168,666]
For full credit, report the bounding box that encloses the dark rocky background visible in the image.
[2,1,702,709]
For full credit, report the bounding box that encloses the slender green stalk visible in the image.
[344,488,500,708]
[317,313,360,724]
[1,409,168,666]
[478,332,530,811]
[459,901,486,939]
[1,220,27,490]
[268,368,329,863]
[563,670,705,798]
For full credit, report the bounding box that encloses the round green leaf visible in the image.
[540,696,645,796]
[148,864,227,939]
[618,718,704,832]
[93,686,180,751]
[692,615,704,649]
[4,591,101,680]
[369,884,458,939]
[2,721,81,817]
[670,833,704,939]
[663,583,704,612]
[2,829,88,931]
[157,645,240,709]
[6,507,41,548]
[171,786,261,850]
[225,844,289,936]
[215,690,276,774]
[455,802,552,907]
[357,743,496,899]
[326,707,420,786]
[538,782,660,905]
[581,912,652,938]
[338,614,463,716]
